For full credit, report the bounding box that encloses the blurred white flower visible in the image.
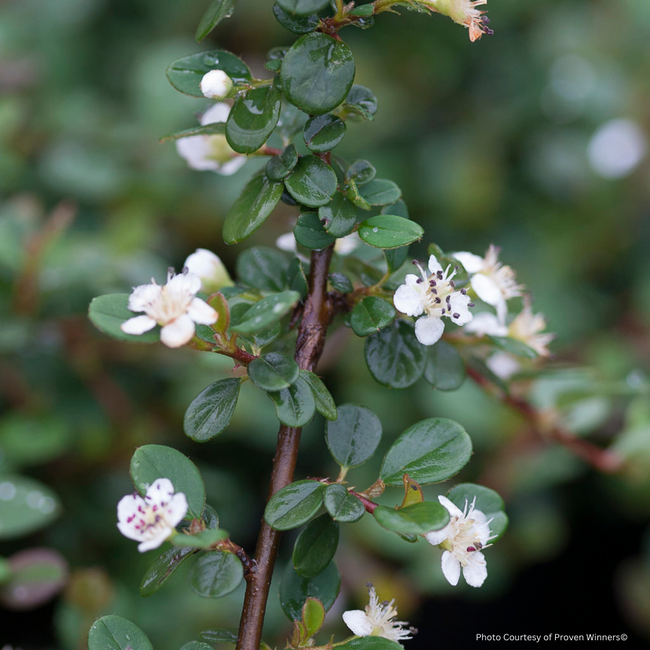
[117,478,187,552]
[184,248,233,293]
[200,70,233,100]
[121,268,218,348]
[486,351,521,380]
[425,495,493,588]
[419,0,492,42]
[393,255,473,346]
[508,300,554,357]
[275,232,362,257]
[464,311,508,337]
[342,583,412,645]
[176,103,246,175]
[588,118,647,179]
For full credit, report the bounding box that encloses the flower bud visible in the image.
[183,248,233,293]
[200,70,234,100]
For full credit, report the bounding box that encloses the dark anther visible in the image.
[450,280,456,288]
[482,15,490,23]
[366,582,373,588]
[468,302,475,308]
[410,627,419,636]
[441,308,446,314]
[411,485,418,491]
[416,278,423,284]
[435,297,441,303]
[437,271,443,280]
[453,312,460,319]
[412,260,418,265]
[461,289,467,295]
[467,546,477,552]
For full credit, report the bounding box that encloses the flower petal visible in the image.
[441,550,461,586]
[471,273,502,306]
[216,156,247,176]
[464,312,507,337]
[200,102,231,126]
[424,525,451,546]
[452,252,485,274]
[117,521,144,542]
[145,478,175,508]
[160,314,196,348]
[188,297,218,325]
[463,552,488,588]
[427,255,443,275]
[176,136,220,171]
[137,529,173,553]
[394,280,426,317]
[167,271,201,296]
[447,292,473,326]
[342,610,374,637]
[486,351,520,380]
[438,495,464,519]
[120,315,157,335]
[414,315,445,346]
[165,492,189,528]
[127,283,161,312]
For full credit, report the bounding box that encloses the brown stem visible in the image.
[236,245,335,650]
[466,365,624,474]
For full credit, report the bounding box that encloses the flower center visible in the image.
[126,496,173,539]
[145,285,194,325]
[414,261,468,321]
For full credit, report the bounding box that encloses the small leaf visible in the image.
[140,546,196,597]
[293,515,339,578]
[277,0,329,15]
[300,369,337,421]
[358,180,401,206]
[342,85,378,121]
[345,178,371,210]
[399,474,424,508]
[160,122,226,142]
[284,156,338,208]
[273,3,319,34]
[249,353,300,391]
[208,292,230,334]
[358,215,422,249]
[294,212,336,250]
[346,159,376,185]
[184,378,241,442]
[350,297,396,337]
[303,114,346,153]
[195,0,238,41]
[223,173,284,244]
[446,483,508,540]
[323,484,365,522]
[266,144,299,182]
[230,291,301,334]
[349,4,374,16]
[173,528,229,549]
[264,480,325,530]
[180,643,213,650]
[130,445,205,519]
[226,86,282,155]
[199,629,239,644]
[269,376,317,427]
[88,615,153,650]
[189,551,243,598]
[328,272,353,293]
[236,246,288,292]
[319,193,357,237]
[374,502,450,535]
[325,403,382,469]
[302,597,326,638]
[380,418,473,486]
[88,294,158,343]
[280,561,340,621]
[423,341,465,391]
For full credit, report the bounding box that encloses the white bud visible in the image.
[183,248,233,293]
[200,70,234,100]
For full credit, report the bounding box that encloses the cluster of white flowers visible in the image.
[117,479,188,552]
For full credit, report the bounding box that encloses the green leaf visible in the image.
[266,144,299,182]
[160,122,226,142]
[249,353,300,391]
[342,85,378,121]
[300,369,337,421]
[140,546,196,598]
[488,335,538,360]
[301,597,326,638]
[294,212,335,250]
[0,414,71,467]
[374,502,450,535]
[230,291,300,334]
[88,294,158,343]
[280,33,356,115]
[264,480,325,530]
[189,551,243,598]
[285,156,338,208]
[181,643,213,650]
[280,561,340,621]
[172,528,229,549]
[166,51,251,97]
[358,180,401,206]
[358,215,422,250]
[339,638,403,650]
[323,484,365,522]
[325,403,382,469]
[130,445,205,519]
[364,320,426,389]
[236,246,288,292]
[303,114,346,153]
[277,0,329,15]
[195,0,238,41]
[184,378,241,443]
[288,257,309,297]
[328,272,353,293]
[345,178,371,210]
[88,615,153,650]
[293,515,339,578]
[273,3,319,33]
[381,198,409,218]
[346,159,376,185]
[226,86,282,154]
[350,297,396,337]
[349,4,374,16]
[380,418,473,486]
[446,483,508,540]
[223,173,284,244]
[0,475,61,540]
[199,629,239,645]
[424,340,465,391]
[269,376,316,427]
[319,193,357,237]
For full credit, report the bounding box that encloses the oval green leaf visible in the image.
[299,369,337,421]
[374,502,450,535]
[226,86,282,154]
[195,0,238,42]
[284,156,338,208]
[189,550,243,598]
[294,212,336,250]
[350,297,396,337]
[343,85,378,121]
[230,291,300,334]
[293,515,339,578]
[303,114,346,153]
[424,340,466,391]
[280,561,340,621]
[266,144,299,182]
[199,629,239,644]
[273,4,319,34]
[88,615,153,650]
[323,484,365,523]
[268,376,316,427]
[140,546,196,597]
[184,378,241,442]
[277,0,329,15]
[446,483,508,541]
[325,403,382,469]
[358,179,401,206]
[358,215,423,249]
[249,352,300,391]
[264,480,325,531]
[319,193,357,237]
[89,294,158,343]
[236,246,288,292]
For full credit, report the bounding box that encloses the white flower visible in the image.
[200,70,233,100]
[425,495,493,588]
[342,583,412,646]
[486,351,521,380]
[453,245,523,323]
[176,103,246,175]
[419,0,492,42]
[393,255,473,346]
[184,248,234,294]
[121,268,218,348]
[463,311,508,337]
[508,300,554,357]
[117,478,188,552]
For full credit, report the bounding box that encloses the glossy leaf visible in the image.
[346,159,376,185]
[320,193,357,237]
[364,320,426,389]
[342,85,378,121]
[160,122,226,142]
[358,180,401,206]
[184,378,241,442]
[293,515,339,578]
[230,291,300,334]
[423,341,465,391]
[189,551,243,598]
[358,215,422,250]
[226,86,282,154]
[236,246,288,292]
[130,445,205,519]
[199,629,239,644]
[284,156,338,208]
[350,297,396,337]
[140,546,196,597]
[269,376,316,427]
[300,369,337,421]
[328,272,353,293]
[280,33,355,115]
[249,352,300,391]
[325,403,382,469]
[280,561,341,621]
[89,294,158,343]
[195,0,238,42]
[446,483,509,540]
[277,0,329,15]
[166,51,251,97]
[345,178,371,210]
[323,484,365,522]
[288,256,309,297]
[266,144,299,182]
[303,114,346,153]
[88,615,153,650]
[173,528,229,549]
[223,173,284,244]
[273,4,319,34]
[380,418,473,486]
[180,643,212,650]
[374,502,450,535]
[302,597,326,638]
[264,480,325,530]
[294,212,335,250]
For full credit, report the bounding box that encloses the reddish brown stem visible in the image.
[466,365,624,474]
[236,245,335,650]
